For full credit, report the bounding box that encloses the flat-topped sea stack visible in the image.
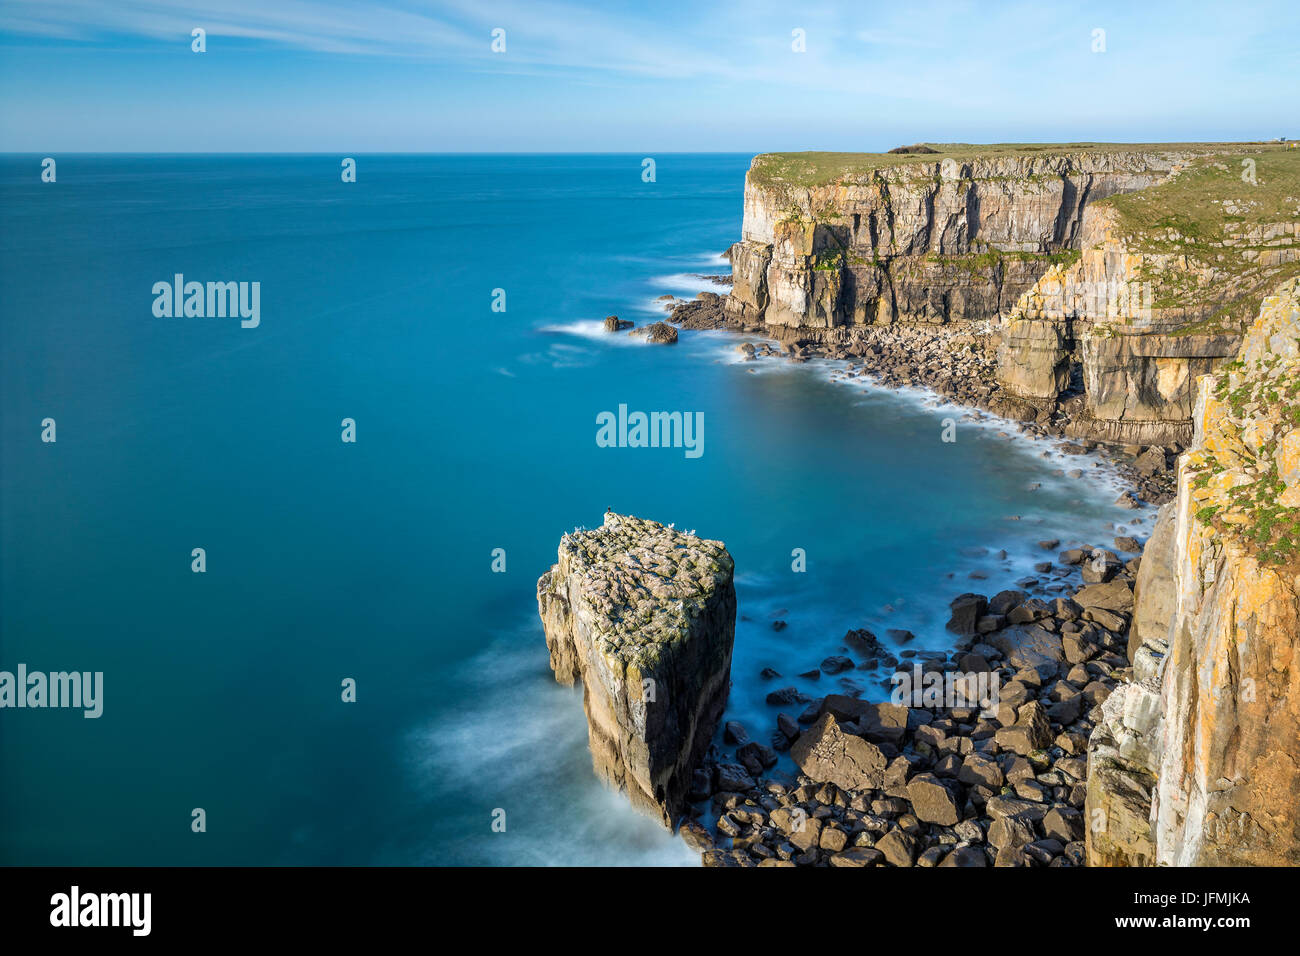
[537,512,737,826]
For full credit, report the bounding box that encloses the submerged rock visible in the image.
[537,512,736,826]
[631,321,678,344]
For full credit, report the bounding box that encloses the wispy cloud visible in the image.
[0,0,482,57]
[1,0,1294,151]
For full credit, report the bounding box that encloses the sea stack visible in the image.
[537,512,736,826]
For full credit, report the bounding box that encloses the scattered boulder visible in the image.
[876,828,918,866]
[907,773,962,825]
[994,701,1054,756]
[820,655,854,674]
[946,593,988,636]
[1133,446,1168,477]
[1074,580,1135,613]
[790,713,888,791]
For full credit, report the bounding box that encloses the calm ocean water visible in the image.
[0,154,1148,865]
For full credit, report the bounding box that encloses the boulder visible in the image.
[988,624,1064,675]
[994,700,1054,755]
[1081,550,1123,583]
[989,811,1039,851]
[938,845,989,867]
[636,321,679,344]
[1133,446,1168,476]
[790,713,888,791]
[1074,580,1135,613]
[907,773,962,825]
[876,828,917,867]
[989,589,1028,616]
[958,753,1004,789]
[1044,806,1085,844]
[820,655,854,674]
[829,847,884,867]
[946,593,989,636]
[854,701,911,747]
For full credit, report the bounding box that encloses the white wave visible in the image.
[537,319,647,346]
[403,631,698,867]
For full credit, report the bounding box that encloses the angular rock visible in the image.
[876,828,917,867]
[989,811,1039,851]
[829,847,884,867]
[958,753,1004,789]
[790,713,888,791]
[938,845,989,867]
[946,593,988,636]
[907,773,962,825]
[1073,580,1134,614]
[994,700,1054,755]
[636,321,679,344]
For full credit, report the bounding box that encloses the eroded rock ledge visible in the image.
[537,512,736,826]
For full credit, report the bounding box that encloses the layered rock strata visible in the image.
[726,149,1193,332]
[999,162,1299,445]
[720,145,1298,447]
[537,512,737,826]
[1086,279,1300,866]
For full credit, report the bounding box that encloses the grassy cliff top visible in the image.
[1096,148,1300,332]
[749,142,1287,189]
[1098,147,1300,241]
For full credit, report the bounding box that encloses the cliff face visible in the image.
[727,149,1188,331]
[999,205,1244,445]
[1000,151,1300,445]
[1086,279,1300,866]
[726,145,1299,447]
[537,512,736,826]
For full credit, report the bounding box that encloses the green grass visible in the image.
[1099,148,1300,242]
[1184,359,1300,567]
[1096,147,1300,332]
[746,142,1281,189]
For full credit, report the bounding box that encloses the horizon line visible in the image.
[0,140,1288,157]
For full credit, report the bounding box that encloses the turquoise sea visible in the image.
[0,154,1148,865]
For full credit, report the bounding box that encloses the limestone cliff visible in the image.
[1000,151,1300,445]
[1086,279,1300,866]
[726,146,1195,332]
[537,512,736,826]
[724,144,1299,447]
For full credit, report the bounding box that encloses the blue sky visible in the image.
[0,0,1296,151]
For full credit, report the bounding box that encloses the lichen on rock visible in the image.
[1086,278,1300,866]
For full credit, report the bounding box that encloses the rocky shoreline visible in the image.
[582,290,1167,867]
[682,538,1142,867]
[570,144,1299,866]
[657,288,1180,506]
